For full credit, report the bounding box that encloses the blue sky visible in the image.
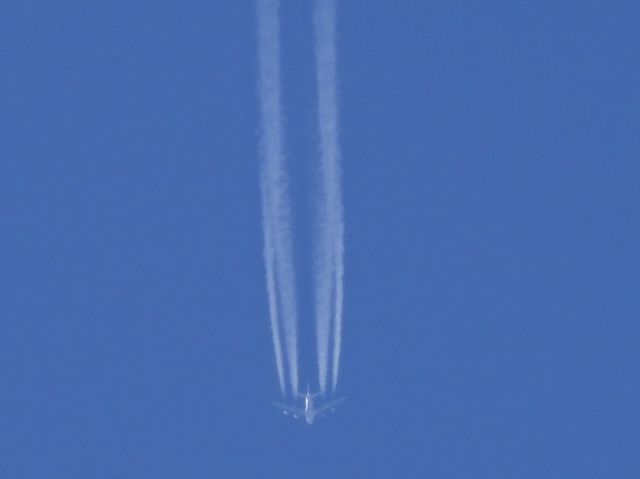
[1,1,639,477]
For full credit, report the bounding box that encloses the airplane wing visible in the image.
[273,402,305,417]
[311,397,346,416]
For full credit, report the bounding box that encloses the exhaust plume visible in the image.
[313,0,345,393]
[257,0,299,396]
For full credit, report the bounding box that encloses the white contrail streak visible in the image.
[313,189,333,394]
[257,0,299,397]
[260,184,285,395]
[313,0,344,393]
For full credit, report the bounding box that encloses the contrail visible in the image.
[313,0,344,393]
[313,189,333,394]
[257,0,299,396]
[260,184,285,395]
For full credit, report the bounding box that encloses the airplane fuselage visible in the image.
[304,392,314,424]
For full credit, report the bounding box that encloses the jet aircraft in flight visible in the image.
[273,387,345,425]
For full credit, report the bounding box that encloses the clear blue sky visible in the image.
[2,1,639,477]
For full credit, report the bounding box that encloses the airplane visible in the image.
[273,386,346,425]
